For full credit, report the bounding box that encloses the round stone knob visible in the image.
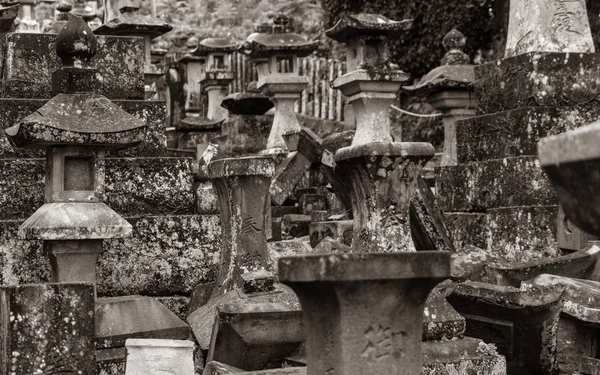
[56,1,73,14]
[441,28,469,65]
[56,14,98,67]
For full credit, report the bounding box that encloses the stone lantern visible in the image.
[6,14,145,288]
[17,0,39,32]
[239,14,318,152]
[46,0,71,34]
[94,0,172,99]
[403,28,476,166]
[178,36,206,126]
[196,37,236,121]
[276,14,452,375]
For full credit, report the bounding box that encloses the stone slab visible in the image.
[0,157,194,220]
[0,33,144,100]
[475,52,600,114]
[444,213,487,250]
[456,105,600,163]
[436,156,554,212]
[0,98,168,158]
[0,283,96,375]
[124,339,195,375]
[217,115,272,156]
[0,215,221,296]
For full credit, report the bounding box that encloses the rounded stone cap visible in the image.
[334,141,435,162]
[207,155,276,179]
[538,119,600,166]
[278,251,450,282]
[56,14,98,67]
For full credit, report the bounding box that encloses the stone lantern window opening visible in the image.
[46,146,104,203]
[275,55,295,74]
[209,53,226,70]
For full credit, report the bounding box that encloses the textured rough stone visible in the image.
[422,338,506,375]
[475,52,600,114]
[156,296,191,321]
[452,244,501,282]
[195,180,219,214]
[217,115,272,156]
[267,238,312,273]
[456,105,600,163]
[0,283,96,375]
[444,213,487,250]
[282,214,312,239]
[308,220,353,248]
[0,98,168,158]
[0,157,195,219]
[505,0,594,57]
[98,215,221,296]
[435,156,554,211]
[1,32,144,100]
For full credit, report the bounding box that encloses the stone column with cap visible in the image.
[434,0,600,259]
[403,28,476,167]
[94,0,172,99]
[238,14,318,153]
[187,152,304,371]
[17,0,39,32]
[277,13,452,375]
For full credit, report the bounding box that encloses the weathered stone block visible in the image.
[444,213,487,250]
[456,105,600,163]
[98,215,221,296]
[281,214,311,239]
[124,339,195,375]
[1,33,144,99]
[0,215,221,295]
[0,98,168,158]
[0,283,95,375]
[487,205,559,262]
[267,238,312,273]
[195,180,219,214]
[436,156,554,211]
[475,52,600,114]
[156,296,191,321]
[104,157,195,216]
[0,158,44,220]
[298,194,327,215]
[178,128,222,151]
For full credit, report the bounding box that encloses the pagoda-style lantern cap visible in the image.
[0,3,19,32]
[5,15,145,149]
[178,36,205,63]
[196,37,236,71]
[326,13,412,72]
[403,28,474,96]
[239,14,319,58]
[93,0,172,39]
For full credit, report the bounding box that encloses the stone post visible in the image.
[17,0,39,32]
[94,0,172,99]
[196,38,236,121]
[178,37,206,122]
[403,28,476,166]
[277,14,451,375]
[6,14,145,290]
[207,155,275,296]
[239,14,318,153]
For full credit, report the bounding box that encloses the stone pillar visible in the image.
[239,14,318,153]
[207,155,275,296]
[125,339,195,375]
[279,252,450,375]
[0,283,96,375]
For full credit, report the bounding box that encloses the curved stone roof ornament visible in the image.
[505,0,595,57]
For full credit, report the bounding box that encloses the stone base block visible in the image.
[97,348,126,375]
[456,105,600,163]
[0,157,195,220]
[0,283,96,375]
[281,214,311,239]
[475,52,600,114]
[0,99,167,158]
[267,239,312,273]
[1,33,144,100]
[96,296,190,349]
[124,339,195,375]
[308,220,353,248]
[436,157,554,212]
[0,215,221,296]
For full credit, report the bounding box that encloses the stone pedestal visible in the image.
[258,76,308,152]
[202,71,234,121]
[0,283,96,375]
[46,239,103,284]
[335,142,435,253]
[125,339,195,375]
[207,155,276,297]
[279,252,450,375]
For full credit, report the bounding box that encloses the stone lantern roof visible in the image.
[0,3,18,32]
[325,13,413,43]
[239,14,318,58]
[195,37,237,55]
[94,0,172,39]
[5,15,146,149]
[178,36,206,63]
[403,28,474,96]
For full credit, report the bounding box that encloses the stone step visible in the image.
[0,214,221,296]
[444,205,559,263]
[0,98,168,158]
[0,157,199,220]
[456,105,600,163]
[435,156,555,212]
[474,52,600,115]
[0,33,144,100]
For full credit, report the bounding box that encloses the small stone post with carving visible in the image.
[239,14,318,153]
[278,14,451,375]
[403,28,476,166]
